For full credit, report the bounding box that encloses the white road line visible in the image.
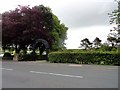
[30,71,83,78]
[69,64,82,67]
[0,68,13,71]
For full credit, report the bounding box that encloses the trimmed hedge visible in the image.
[49,52,120,65]
[19,54,46,61]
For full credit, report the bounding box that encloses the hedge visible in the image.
[49,52,120,65]
[19,54,46,61]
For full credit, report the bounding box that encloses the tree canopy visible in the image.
[108,1,120,47]
[80,38,92,50]
[93,37,102,48]
[2,5,68,53]
[51,15,68,50]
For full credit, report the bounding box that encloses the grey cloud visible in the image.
[53,2,117,28]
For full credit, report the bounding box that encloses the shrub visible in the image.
[2,52,13,60]
[37,55,46,60]
[49,52,120,65]
[19,54,35,61]
[19,54,46,61]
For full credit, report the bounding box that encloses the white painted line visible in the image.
[30,71,83,78]
[69,64,82,67]
[0,68,13,71]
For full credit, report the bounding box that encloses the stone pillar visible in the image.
[13,53,19,61]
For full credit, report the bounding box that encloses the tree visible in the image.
[100,42,113,51]
[108,1,120,48]
[2,5,53,53]
[51,14,68,51]
[80,38,92,50]
[93,37,102,48]
[107,36,117,48]
[2,5,68,59]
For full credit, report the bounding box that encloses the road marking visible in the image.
[30,71,83,78]
[69,64,82,67]
[0,68,13,71]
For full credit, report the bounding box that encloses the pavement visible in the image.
[1,61,118,88]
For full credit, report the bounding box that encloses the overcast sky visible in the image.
[0,0,118,49]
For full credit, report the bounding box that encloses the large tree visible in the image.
[107,35,117,48]
[108,1,120,48]
[93,37,102,48]
[2,5,68,59]
[51,14,68,51]
[2,5,53,53]
[80,38,92,50]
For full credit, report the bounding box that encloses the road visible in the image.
[1,61,118,88]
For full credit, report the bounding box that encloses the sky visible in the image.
[0,0,118,49]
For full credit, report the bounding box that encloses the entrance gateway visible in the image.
[32,39,50,61]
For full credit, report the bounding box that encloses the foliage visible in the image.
[51,15,68,51]
[3,52,12,57]
[80,38,92,50]
[2,5,68,55]
[2,52,13,60]
[19,53,46,61]
[18,53,35,61]
[117,46,120,53]
[107,26,120,48]
[108,1,120,48]
[99,43,113,51]
[93,37,102,48]
[2,5,53,53]
[49,51,119,65]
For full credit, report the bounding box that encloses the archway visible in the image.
[32,39,50,61]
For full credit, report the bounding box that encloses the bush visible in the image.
[19,54,35,61]
[100,45,113,51]
[2,52,13,60]
[117,46,120,54]
[37,55,46,60]
[49,52,120,65]
[19,54,46,61]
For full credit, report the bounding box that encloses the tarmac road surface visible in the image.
[1,61,118,88]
